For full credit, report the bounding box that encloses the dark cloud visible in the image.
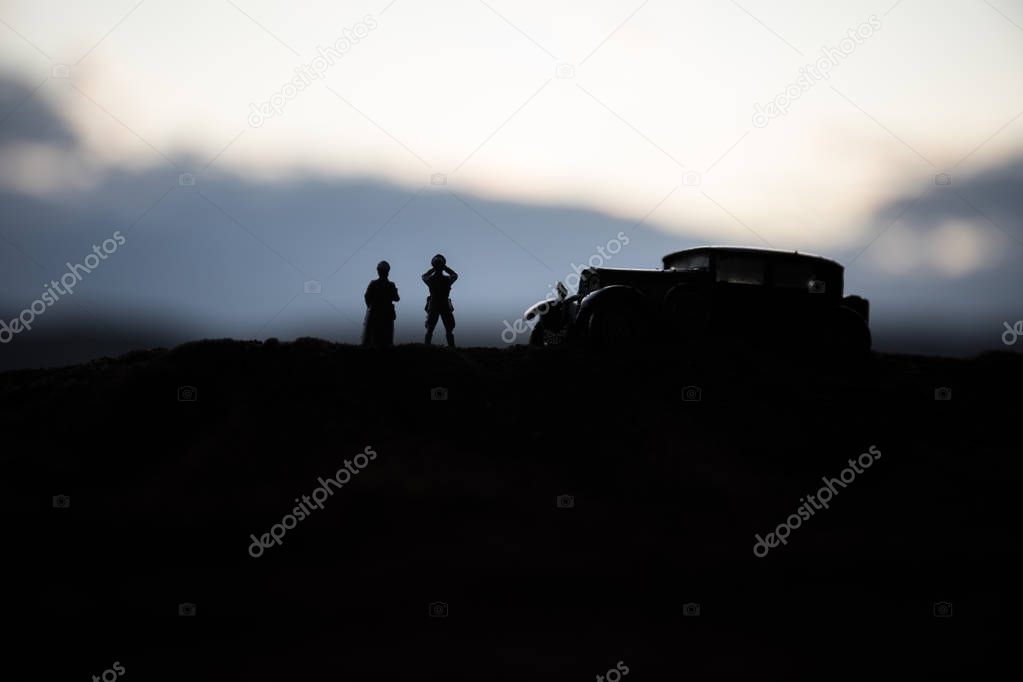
[0,73,76,148]
[869,156,1023,239]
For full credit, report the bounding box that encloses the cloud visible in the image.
[0,74,76,149]
[0,73,102,196]
[861,155,1023,277]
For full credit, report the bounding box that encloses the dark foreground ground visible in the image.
[8,339,1021,679]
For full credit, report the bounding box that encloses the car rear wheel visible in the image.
[822,305,871,362]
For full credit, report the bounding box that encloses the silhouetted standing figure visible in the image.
[422,254,457,347]
[363,261,399,347]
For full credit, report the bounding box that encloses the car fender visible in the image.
[827,304,872,355]
[524,297,559,322]
[576,285,646,326]
[842,295,870,324]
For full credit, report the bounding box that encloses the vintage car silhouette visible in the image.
[524,246,871,355]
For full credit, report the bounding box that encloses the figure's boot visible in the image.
[446,332,455,348]
[424,329,433,345]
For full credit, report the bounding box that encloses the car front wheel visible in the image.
[587,305,650,348]
[528,319,567,346]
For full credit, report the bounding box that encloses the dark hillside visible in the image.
[12,341,1020,679]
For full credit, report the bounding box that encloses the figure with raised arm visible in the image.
[422,254,457,347]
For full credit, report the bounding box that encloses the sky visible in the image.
[1,0,1022,367]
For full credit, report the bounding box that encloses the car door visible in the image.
[713,253,768,335]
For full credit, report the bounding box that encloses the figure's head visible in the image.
[431,254,446,269]
[376,260,390,277]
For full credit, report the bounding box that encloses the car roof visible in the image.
[662,245,843,269]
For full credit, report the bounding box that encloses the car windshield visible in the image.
[774,258,838,292]
[773,259,820,289]
[666,253,710,271]
[716,254,765,285]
